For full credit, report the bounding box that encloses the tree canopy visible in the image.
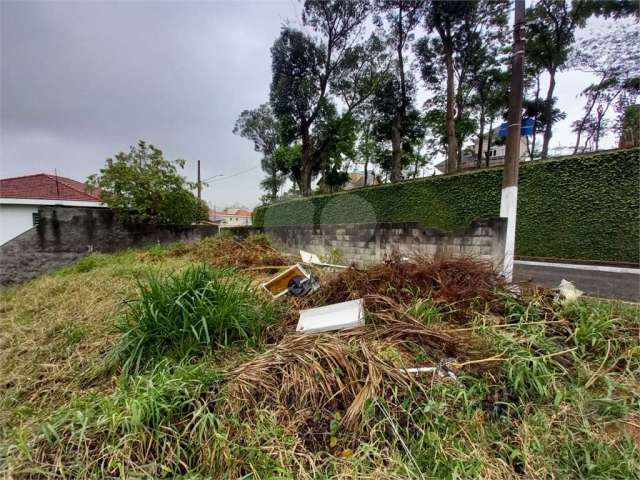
[87,141,208,225]
[234,0,636,199]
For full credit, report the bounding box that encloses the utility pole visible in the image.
[500,0,525,282]
[197,160,201,201]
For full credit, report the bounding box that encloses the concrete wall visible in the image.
[0,204,38,245]
[230,217,506,268]
[0,206,218,284]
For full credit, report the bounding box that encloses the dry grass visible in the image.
[168,232,294,269]
[2,242,639,479]
[226,293,471,454]
[295,257,503,321]
[0,253,191,432]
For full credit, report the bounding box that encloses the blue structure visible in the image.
[498,117,535,138]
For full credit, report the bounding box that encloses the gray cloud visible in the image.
[1,2,629,208]
[1,0,295,208]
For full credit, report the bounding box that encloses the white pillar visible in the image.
[500,185,518,282]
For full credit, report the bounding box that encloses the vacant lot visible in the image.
[1,234,639,479]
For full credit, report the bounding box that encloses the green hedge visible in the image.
[254,148,640,263]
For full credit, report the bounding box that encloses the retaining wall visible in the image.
[0,206,218,284]
[229,217,506,268]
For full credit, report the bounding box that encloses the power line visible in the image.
[207,165,260,183]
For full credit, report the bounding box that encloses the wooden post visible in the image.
[197,160,201,201]
[500,0,525,282]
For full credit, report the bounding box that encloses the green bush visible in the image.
[254,149,639,262]
[113,265,276,372]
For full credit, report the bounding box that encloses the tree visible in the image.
[570,26,640,153]
[523,97,566,159]
[374,0,424,182]
[269,1,374,196]
[525,0,591,158]
[418,0,508,172]
[87,141,208,225]
[233,104,284,202]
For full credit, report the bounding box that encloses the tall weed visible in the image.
[113,264,276,372]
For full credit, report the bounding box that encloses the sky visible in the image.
[0,1,629,209]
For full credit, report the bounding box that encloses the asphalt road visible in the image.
[513,260,640,303]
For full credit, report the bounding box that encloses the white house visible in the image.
[0,173,105,245]
[209,207,252,227]
[435,129,530,173]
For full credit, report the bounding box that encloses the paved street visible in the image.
[514,260,640,303]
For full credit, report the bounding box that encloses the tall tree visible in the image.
[374,0,424,182]
[525,0,592,158]
[269,1,374,196]
[570,25,640,153]
[418,0,508,173]
[233,104,284,202]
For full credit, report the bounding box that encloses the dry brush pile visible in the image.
[1,236,639,479]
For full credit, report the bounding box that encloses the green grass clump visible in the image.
[113,264,276,372]
[7,360,225,478]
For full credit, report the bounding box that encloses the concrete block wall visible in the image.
[0,206,218,284]
[230,217,506,268]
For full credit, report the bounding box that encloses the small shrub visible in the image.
[113,265,276,372]
[564,301,614,357]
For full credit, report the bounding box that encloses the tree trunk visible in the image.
[391,6,406,183]
[271,171,278,200]
[300,128,314,196]
[486,117,494,168]
[531,74,540,160]
[541,68,556,159]
[390,114,403,182]
[444,48,458,173]
[363,158,368,187]
[476,105,486,168]
[363,122,370,187]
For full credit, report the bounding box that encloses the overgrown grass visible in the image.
[112,264,278,373]
[2,244,639,479]
[7,360,226,478]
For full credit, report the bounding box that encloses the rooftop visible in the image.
[0,173,101,202]
[210,207,252,217]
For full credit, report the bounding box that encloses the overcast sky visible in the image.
[0,1,628,209]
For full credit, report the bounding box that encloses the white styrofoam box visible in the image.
[296,298,365,334]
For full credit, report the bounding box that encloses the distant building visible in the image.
[0,173,105,245]
[435,129,529,173]
[209,207,252,227]
[343,172,381,190]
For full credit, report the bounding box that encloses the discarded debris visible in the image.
[300,250,348,269]
[262,263,317,298]
[296,298,365,334]
[400,358,458,380]
[297,257,502,322]
[557,279,584,304]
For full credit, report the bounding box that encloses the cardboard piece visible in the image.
[261,263,312,298]
[296,298,365,334]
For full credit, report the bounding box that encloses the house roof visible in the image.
[0,173,101,202]
[211,207,252,217]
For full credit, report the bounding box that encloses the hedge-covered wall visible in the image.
[254,148,640,263]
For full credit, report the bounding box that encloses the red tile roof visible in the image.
[0,173,101,202]
[211,208,252,217]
